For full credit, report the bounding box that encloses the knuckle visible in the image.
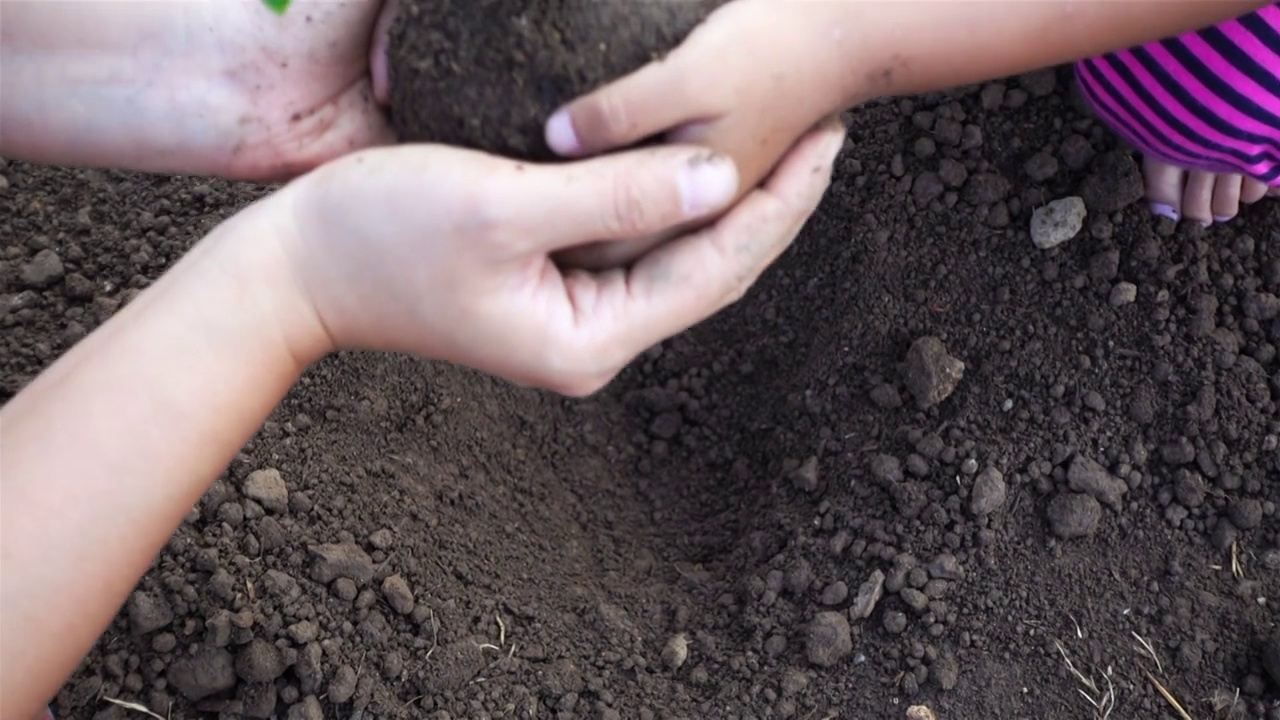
[581,91,634,146]
[604,172,661,238]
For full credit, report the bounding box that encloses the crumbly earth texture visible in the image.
[3,67,1279,720]
[387,0,726,158]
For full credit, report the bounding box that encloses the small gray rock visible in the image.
[21,249,65,288]
[1047,493,1102,539]
[900,588,930,613]
[927,554,965,581]
[381,574,415,615]
[662,634,689,671]
[1109,282,1138,307]
[969,467,1007,516]
[932,653,960,690]
[820,581,849,606]
[904,337,965,409]
[127,591,173,635]
[1031,197,1086,250]
[883,611,908,635]
[806,612,853,667]
[243,468,288,514]
[850,570,886,620]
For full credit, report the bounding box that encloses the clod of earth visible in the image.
[806,612,853,667]
[904,336,965,409]
[1046,492,1102,539]
[386,0,725,159]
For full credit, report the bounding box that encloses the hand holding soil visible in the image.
[386,0,854,270]
[0,0,396,181]
[274,119,845,394]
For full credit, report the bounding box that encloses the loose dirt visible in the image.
[2,65,1278,720]
[386,0,724,158]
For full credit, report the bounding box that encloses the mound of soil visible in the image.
[387,0,724,158]
[3,65,1279,720]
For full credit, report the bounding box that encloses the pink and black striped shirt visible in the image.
[1076,3,1280,185]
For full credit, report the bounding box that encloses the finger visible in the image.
[510,146,741,252]
[370,0,398,107]
[581,117,845,368]
[544,55,714,158]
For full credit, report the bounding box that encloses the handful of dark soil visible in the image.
[386,0,724,159]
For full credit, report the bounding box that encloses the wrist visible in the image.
[197,194,336,371]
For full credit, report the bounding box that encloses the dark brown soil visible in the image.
[387,0,725,159]
[3,65,1279,720]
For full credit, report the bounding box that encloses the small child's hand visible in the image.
[542,0,860,269]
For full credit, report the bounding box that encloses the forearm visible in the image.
[805,0,1270,109]
[0,201,322,720]
[0,2,238,176]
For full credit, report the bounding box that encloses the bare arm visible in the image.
[810,0,1274,107]
[0,203,318,720]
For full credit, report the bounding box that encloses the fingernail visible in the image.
[545,109,580,155]
[678,155,738,215]
[1149,202,1179,221]
[1213,214,1233,223]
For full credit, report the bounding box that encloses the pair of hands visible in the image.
[2,0,847,394]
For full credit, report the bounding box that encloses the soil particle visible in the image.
[328,665,358,704]
[285,695,323,720]
[309,542,375,585]
[1066,455,1127,510]
[167,648,236,701]
[242,468,288,513]
[820,581,849,606]
[1109,281,1137,307]
[805,612,853,667]
[1023,151,1059,182]
[903,337,965,409]
[1078,150,1144,213]
[126,591,173,635]
[1228,499,1263,530]
[235,639,286,683]
[381,574,415,615]
[21,248,64,288]
[883,611,909,635]
[931,653,960,690]
[962,173,1010,206]
[1046,493,1102,539]
[1263,634,1280,687]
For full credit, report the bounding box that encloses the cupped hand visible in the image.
[266,118,846,395]
[0,0,398,181]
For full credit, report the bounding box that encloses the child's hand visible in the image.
[542,0,860,269]
[265,119,846,395]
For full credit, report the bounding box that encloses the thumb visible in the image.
[544,54,712,158]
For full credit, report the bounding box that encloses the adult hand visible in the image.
[0,0,396,181]
[263,117,846,395]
